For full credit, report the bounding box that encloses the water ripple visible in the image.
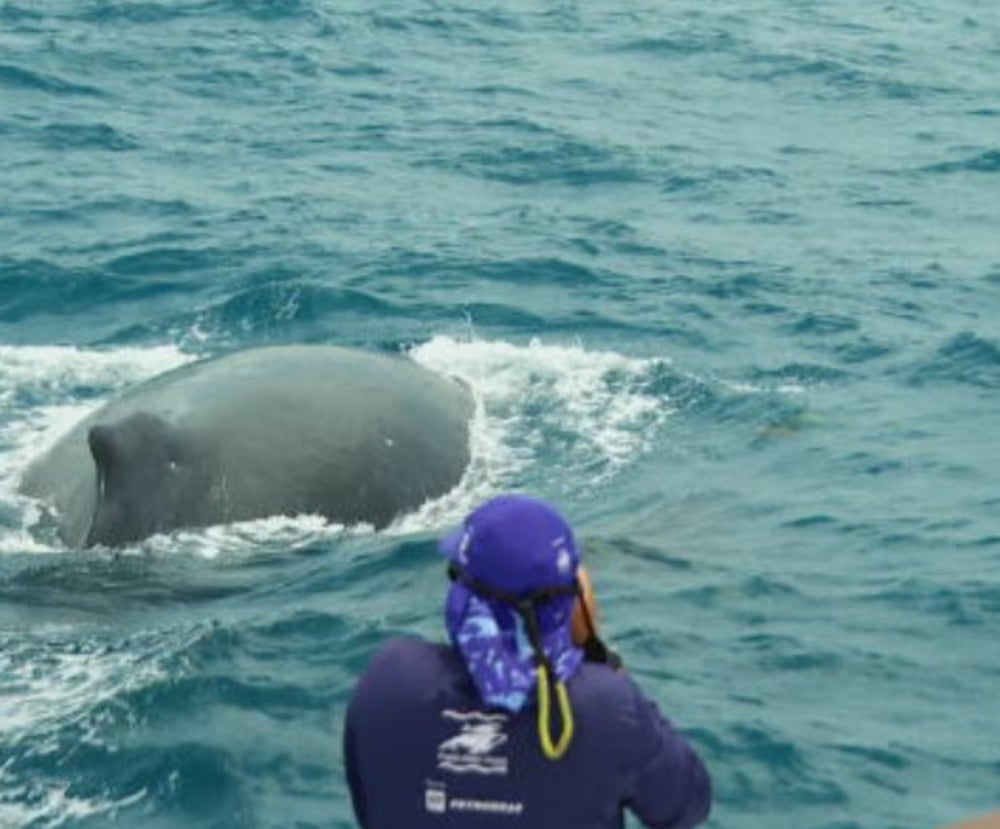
[922,149,1000,175]
[908,331,1000,389]
[0,63,103,96]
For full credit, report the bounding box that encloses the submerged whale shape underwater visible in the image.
[19,345,474,548]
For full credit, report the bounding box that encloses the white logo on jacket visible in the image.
[437,710,509,775]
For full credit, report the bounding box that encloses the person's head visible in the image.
[441,492,579,592]
[439,494,596,759]
[440,493,600,643]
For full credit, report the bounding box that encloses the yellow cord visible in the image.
[536,663,574,760]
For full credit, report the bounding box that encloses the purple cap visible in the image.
[439,494,580,595]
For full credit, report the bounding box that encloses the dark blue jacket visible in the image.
[344,637,711,829]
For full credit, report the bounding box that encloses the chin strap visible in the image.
[535,660,575,759]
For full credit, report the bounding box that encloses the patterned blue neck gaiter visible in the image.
[445,581,583,712]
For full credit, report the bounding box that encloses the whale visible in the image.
[18,345,474,548]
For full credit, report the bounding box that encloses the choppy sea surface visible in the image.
[2,1,999,827]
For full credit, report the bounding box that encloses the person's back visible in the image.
[343,494,712,829]
[345,637,710,829]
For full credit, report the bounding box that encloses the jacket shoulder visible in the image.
[350,636,468,709]
[570,661,647,715]
[364,636,453,678]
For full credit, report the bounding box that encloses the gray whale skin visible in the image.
[19,345,474,548]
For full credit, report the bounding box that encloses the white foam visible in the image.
[0,630,170,745]
[134,513,357,560]
[0,767,147,828]
[393,335,673,532]
[724,380,807,396]
[0,626,182,829]
[0,343,191,403]
[0,625,182,827]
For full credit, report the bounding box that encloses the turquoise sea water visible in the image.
[2,1,999,827]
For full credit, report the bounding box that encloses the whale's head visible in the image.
[85,412,213,548]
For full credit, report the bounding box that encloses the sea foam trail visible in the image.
[396,335,673,532]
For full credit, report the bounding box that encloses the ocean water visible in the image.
[1,1,999,827]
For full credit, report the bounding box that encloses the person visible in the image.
[343,494,712,828]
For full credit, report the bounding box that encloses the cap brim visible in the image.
[438,526,465,560]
